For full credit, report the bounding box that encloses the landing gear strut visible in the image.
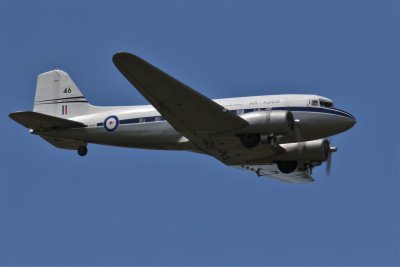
[261,134,281,148]
[77,146,88,156]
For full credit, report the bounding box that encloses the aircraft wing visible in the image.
[112,52,249,134]
[113,52,256,163]
[236,164,314,183]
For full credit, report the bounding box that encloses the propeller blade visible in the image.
[326,140,337,175]
[326,151,332,175]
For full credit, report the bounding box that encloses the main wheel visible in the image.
[77,146,88,156]
[240,134,260,149]
[277,161,297,173]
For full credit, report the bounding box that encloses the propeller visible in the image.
[325,138,337,175]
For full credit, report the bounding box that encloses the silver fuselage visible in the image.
[36,94,356,152]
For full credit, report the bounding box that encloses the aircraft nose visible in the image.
[347,116,356,129]
[342,111,356,130]
[297,109,356,139]
[332,110,356,133]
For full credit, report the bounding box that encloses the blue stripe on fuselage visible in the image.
[272,106,355,119]
[94,106,354,127]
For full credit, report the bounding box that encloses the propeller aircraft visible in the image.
[9,52,356,183]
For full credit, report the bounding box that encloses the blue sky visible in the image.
[0,0,399,265]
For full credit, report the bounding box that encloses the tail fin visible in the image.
[33,70,90,118]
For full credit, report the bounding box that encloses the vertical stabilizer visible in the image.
[33,70,90,118]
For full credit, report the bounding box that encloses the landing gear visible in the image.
[298,163,313,174]
[77,146,88,156]
[240,133,283,149]
[277,161,297,173]
[240,134,260,149]
[261,134,281,148]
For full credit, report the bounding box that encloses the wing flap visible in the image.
[9,111,86,131]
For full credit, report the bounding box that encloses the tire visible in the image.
[240,134,260,149]
[77,146,88,156]
[277,161,297,173]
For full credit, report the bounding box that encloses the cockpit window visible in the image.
[320,100,333,108]
[311,100,319,106]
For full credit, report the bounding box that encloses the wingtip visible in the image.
[112,51,143,66]
[112,52,148,72]
[113,51,129,56]
[9,111,23,120]
[112,51,137,63]
[112,51,128,63]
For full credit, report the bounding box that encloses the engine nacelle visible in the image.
[239,110,294,135]
[278,139,330,162]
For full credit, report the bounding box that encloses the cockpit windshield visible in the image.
[320,100,333,108]
[310,99,334,108]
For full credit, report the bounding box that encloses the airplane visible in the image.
[9,52,356,183]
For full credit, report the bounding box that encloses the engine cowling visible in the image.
[278,139,330,161]
[239,110,294,135]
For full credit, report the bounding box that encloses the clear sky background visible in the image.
[0,0,399,266]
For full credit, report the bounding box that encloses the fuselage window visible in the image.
[311,100,319,106]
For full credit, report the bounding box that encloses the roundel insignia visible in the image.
[104,115,119,132]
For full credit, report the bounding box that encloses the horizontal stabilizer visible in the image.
[40,136,86,150]
[9,111,86,132]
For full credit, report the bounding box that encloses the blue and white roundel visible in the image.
[104,115,119,132]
